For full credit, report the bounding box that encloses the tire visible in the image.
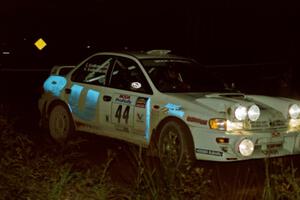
[158,120,195,170]
[48,103,74,144]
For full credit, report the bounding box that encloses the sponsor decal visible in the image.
[165,103,181,110]
[187,116,207,125]
[136,97,147,108]
[136,113,144,122]
[115,125,129,132]
[131,82,142,89]
[196,148,223,157]
[163,103,185,118]
[115,94,131,104]
[84,58,112,72]
[271,131,280,137]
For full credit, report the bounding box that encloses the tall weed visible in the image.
[264,157,300,200]
[126,145,212,200]
[2,113,300,200]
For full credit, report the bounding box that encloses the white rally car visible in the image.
[39,50,300,167]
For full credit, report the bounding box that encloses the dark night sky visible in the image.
[1,0,300,67]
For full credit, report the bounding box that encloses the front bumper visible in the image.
[191,127,300,161]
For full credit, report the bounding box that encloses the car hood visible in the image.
[164,92,254,112]
[163,92,294,122]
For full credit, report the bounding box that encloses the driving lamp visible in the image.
[289,104,300,119]
[248,105,260,121]
[238,139,254,156]
[235,105,247,121]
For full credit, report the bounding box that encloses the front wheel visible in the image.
[48,103,74,144]
[158,120,195,169]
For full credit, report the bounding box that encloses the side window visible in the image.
[109,57,152,94]
[71,55,113,86]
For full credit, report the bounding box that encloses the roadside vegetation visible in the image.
[0,109,300,200]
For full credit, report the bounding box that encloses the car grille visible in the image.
[254,143,283,155]
[269,120,286,127]
[245,120,287,130]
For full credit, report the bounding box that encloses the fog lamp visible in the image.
[238,139,254,156]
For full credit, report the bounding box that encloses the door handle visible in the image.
[65,88,71,94]
[103,95,112,102]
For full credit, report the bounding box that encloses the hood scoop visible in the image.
[195,93,247,113]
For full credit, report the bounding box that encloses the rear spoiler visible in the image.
[50,65,75,76]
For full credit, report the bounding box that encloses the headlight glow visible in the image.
[209,119,245,131]
[235,105,247,121]
[226,120,243,131]
[238,139,254,156]
[248,105,260,121]
[289,104,300,119]
[289,119,300,129]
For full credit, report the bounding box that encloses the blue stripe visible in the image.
[69,84,84,115]
[165,103,185,118]
[79,89,100,120]
[145,98,151,142]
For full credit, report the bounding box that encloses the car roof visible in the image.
[92,50,192,61]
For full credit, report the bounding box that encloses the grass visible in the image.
[264,157,300,200]
[1,111,300,200]
[0,113,129,200]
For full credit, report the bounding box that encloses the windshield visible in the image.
[142,59,229,93]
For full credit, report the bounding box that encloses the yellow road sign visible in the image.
[34,38,47,50]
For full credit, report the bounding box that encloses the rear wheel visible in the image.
[158,120,195,170]
[48,103,74,143]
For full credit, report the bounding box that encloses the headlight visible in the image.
[227,120,243,131]
[289,104,300,119]
[248,105,260,121]
[238,139,254,156]
[235,105,247,121]
[209,119,244,131]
